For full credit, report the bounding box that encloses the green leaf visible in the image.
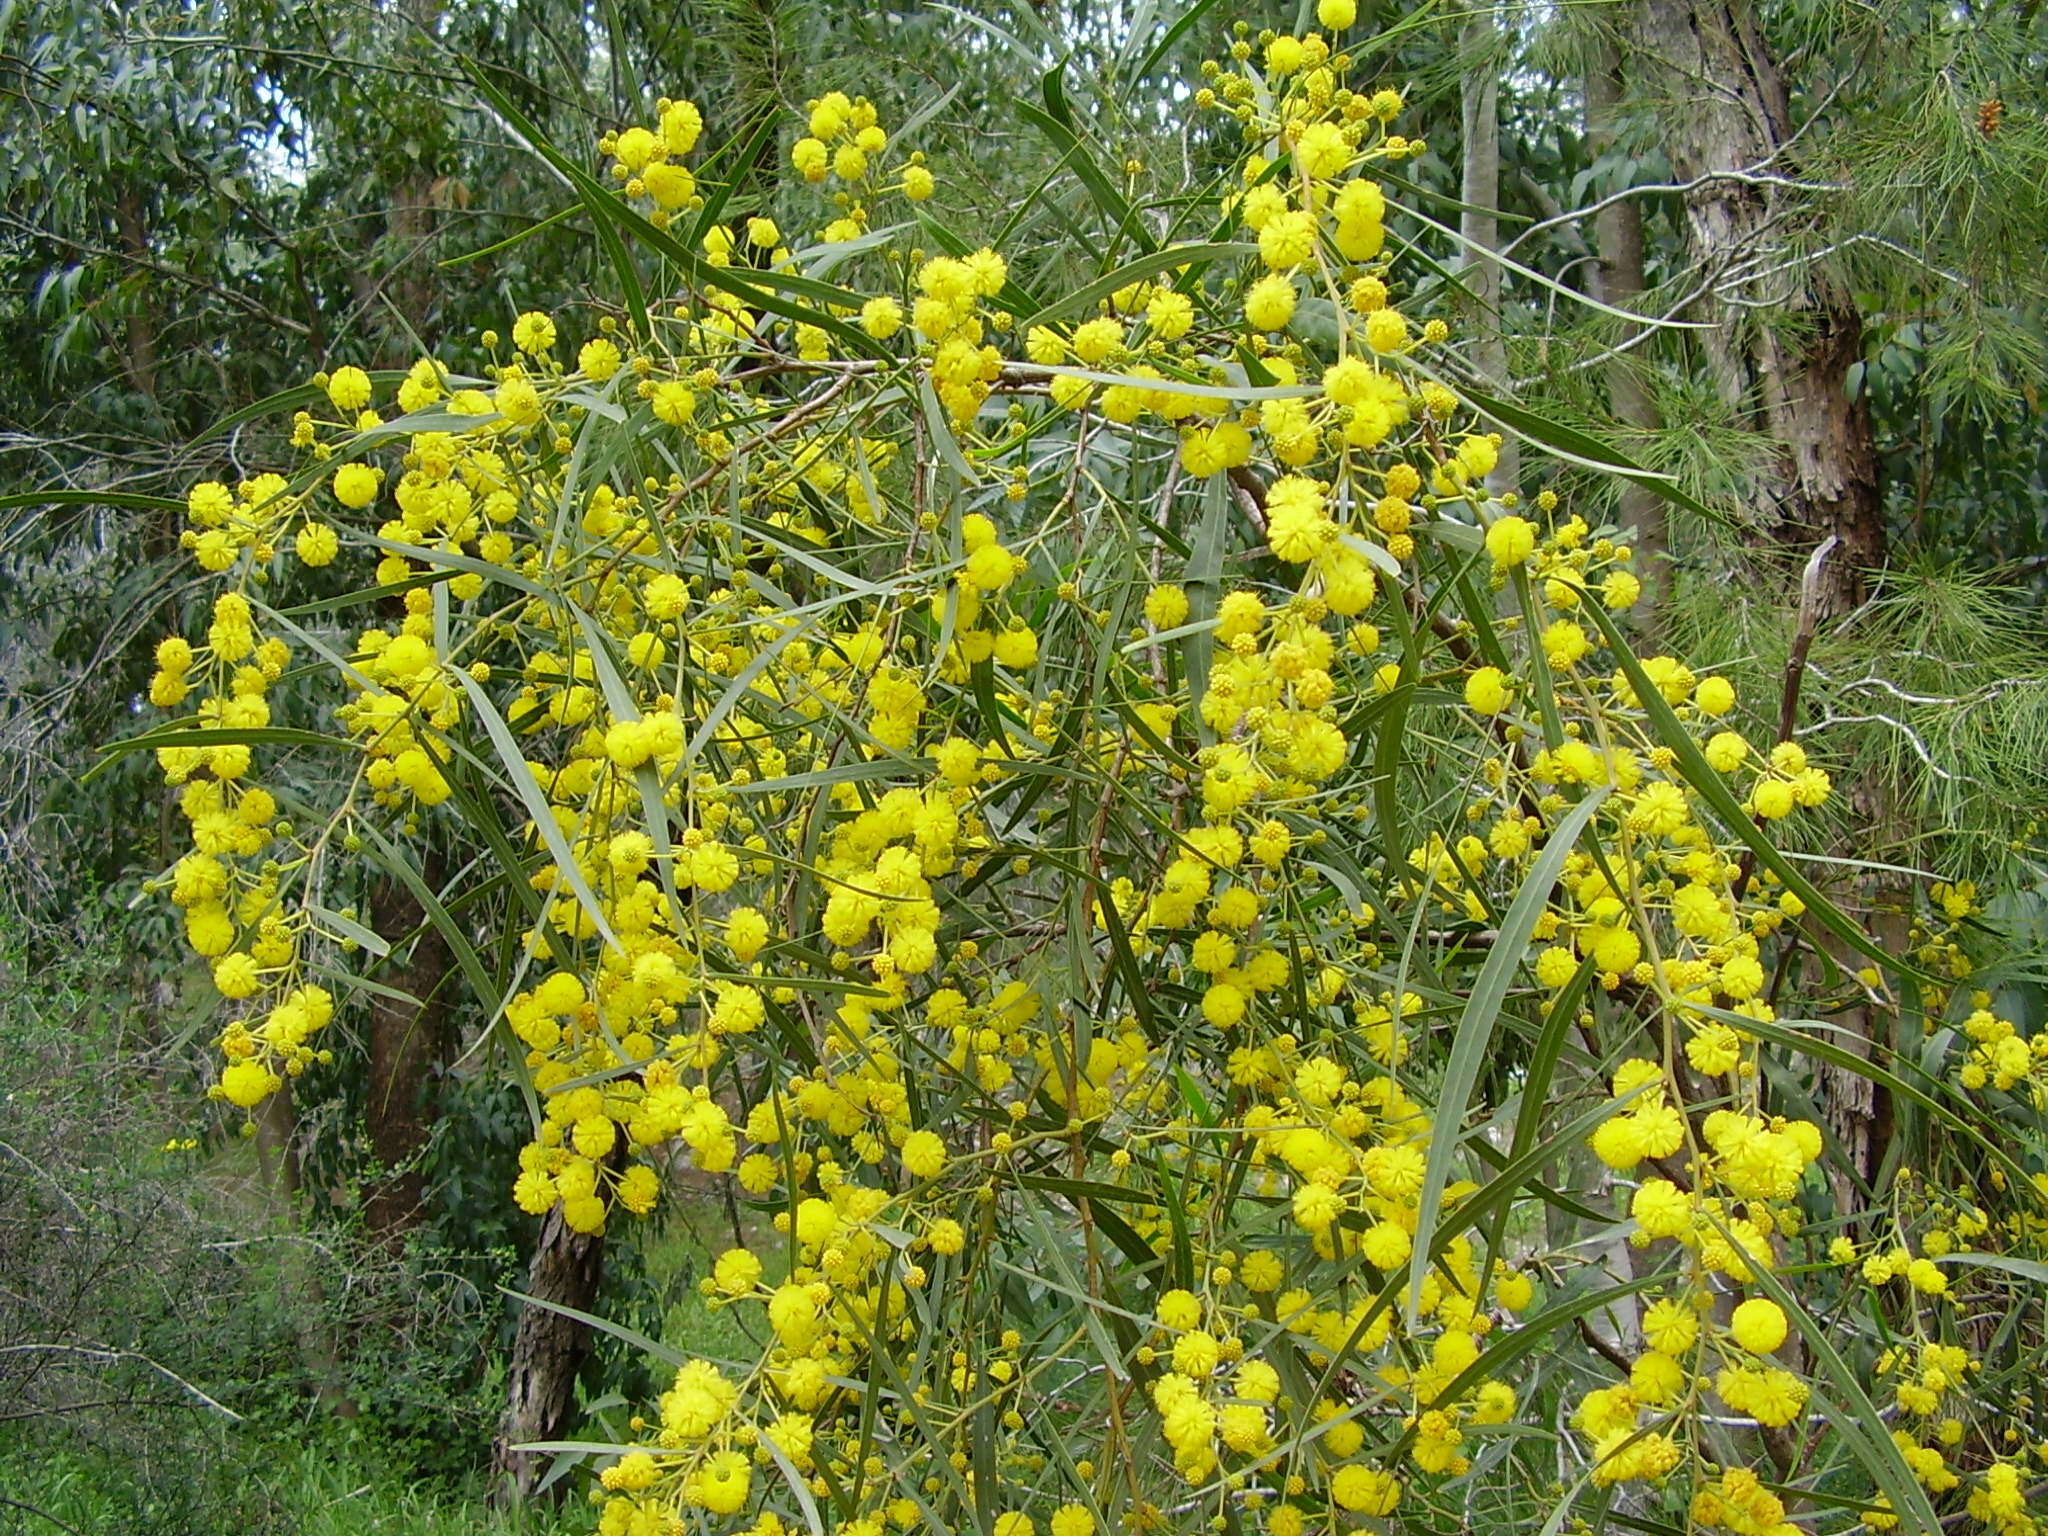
[0,487,182,516]
[1933,1251,2048,1284]
[1577,597,1925,980]
[1125,0,1234,82]
[1092,883,1162,1046]
[91,726,356,785]
[1457,383,1727,527]
[463,58,647,337]
[1409,786,1612,1321]
[438,204,581,268]
[1020,241,1257,330]
[450,667,622,954]
[1019,75,1154,255]
[499,1287,685,1370]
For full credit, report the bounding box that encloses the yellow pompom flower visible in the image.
[1292,1182,1343,1232]
[1146,584,1190,629]
[332,462,381,508]
[901,1129,948,1179]
[643,161,696,209]
[1329,1465,1399,1515]
[1602,570,1642,610]
[1730,1297,1788,1354]
[1695,675,1736,715]
[792,136,829,180]
[1071,317,1123,365]
[861,295,904,340]
[1752,778,1797,819]
[213,952,261,999]
[1145,288,1194,339]
[1264,36,1305,75]
[493,377,541,426]
[688,1450,751,1514]
[219,1059,281,1108]
[1464,666,1510,715]
[661,98,703,152]
[1258,210,1318,270]
[712,1247,762,1294]
[1293,122,1352,180]
[579,337,622,380]
[651,381,697,426]
[1244,274,1298,333]
[511,311,556,355]
[1642,1297,1699,1356]
[1632,1179,1693,1239]
[325,365,372,412]
[296,523,339,567]
[1364,307,1409,353]
[1486,515,1537,568]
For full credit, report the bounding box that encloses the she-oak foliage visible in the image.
[132,10,2048,1535]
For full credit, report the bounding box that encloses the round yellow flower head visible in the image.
[1730,1297,1788,1355]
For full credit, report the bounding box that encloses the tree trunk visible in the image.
[1584,11,1667,612]
[1634,0,1883,617]
[1815,886,1906,1205]
[362,870,452,1240]
[384,0,446,352]
[492,1202,611,1502]
[1459,4,1520,497]
[111,191,159,404]
[1638,0,1892,1190]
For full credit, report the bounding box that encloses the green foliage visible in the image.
[0,907,569,1514]
[1666,562,2048,878]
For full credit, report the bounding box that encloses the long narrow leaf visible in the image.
[1409,786,1611,1320]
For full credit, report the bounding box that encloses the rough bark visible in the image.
[362,871,452,1239]
[492,1202,611,1502]
[1634,0,1884,618]
[1459,5,1520,497]
[1585,13,1667,611]
[381,0,445,357]
[1816,886,1906,1205]
[111,191,159,403]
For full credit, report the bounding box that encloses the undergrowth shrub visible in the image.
[0,909,554,1523]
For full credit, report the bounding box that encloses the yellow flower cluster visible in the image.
[142,17,2048,1536]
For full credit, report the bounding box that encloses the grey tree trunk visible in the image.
[1633,0,1883,618]
[254,1081,359,1419]
[1636,0,1892,1188]
[492,1201,611,1502]
[362,870,452,1240]
[1585,12,1667,611]
[1459,5,1520,497]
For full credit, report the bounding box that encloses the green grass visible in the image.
[632,1184,779,1369]
[0,1434,586,1536]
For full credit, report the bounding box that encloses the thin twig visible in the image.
[1734,535,1836,901]
[0,1495,88,1536]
